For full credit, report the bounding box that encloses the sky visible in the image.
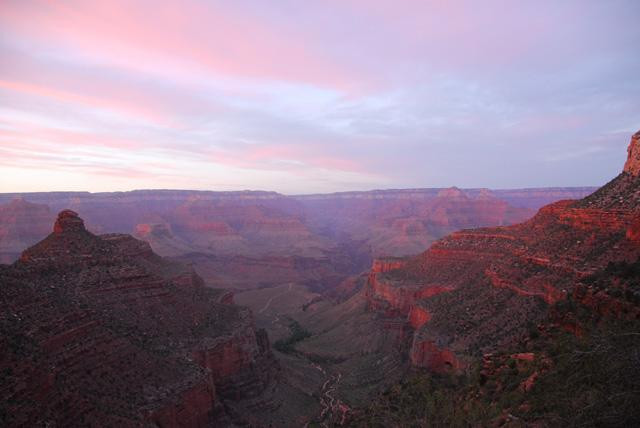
[1,0,639,194]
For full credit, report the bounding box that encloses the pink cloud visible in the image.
[0,116,367,181]
[205,142,365,174]
[0,79,180,127]
[0,1,358,92]
[0,120,149,151]
[0,138,177,182]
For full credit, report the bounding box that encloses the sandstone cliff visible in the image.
[623,130,640,176]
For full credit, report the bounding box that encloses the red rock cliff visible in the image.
[362,130,640,372]
[0,210,279,426]
[624,130,640,176]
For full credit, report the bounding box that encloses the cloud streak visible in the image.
[0,0,639,193]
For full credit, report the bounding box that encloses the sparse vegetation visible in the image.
[273,320,312,354]
[348,297,640,428]
[583,257,640,303]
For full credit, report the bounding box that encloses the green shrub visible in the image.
[273,320,311,354]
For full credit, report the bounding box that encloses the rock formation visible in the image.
[362,130,640,372]
[624,130,640,176]
[0,210,279,426]
[53,209,85,233]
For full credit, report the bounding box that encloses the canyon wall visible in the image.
[0,186,594,266]
[0,185,593,295]
[361,130,640,372]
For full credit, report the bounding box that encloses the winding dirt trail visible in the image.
[258,283,293,314]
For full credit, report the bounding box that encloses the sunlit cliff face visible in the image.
[1,0,639,193]
[623,131,640,176]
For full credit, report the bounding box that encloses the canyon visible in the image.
[0,186,594,289]
[1,132,639,426]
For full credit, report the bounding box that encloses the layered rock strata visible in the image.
[362,130,640,372]
[0,210,278,426]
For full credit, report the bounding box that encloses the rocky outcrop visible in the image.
[366,273,421,315]
[409,334,462,372]
[193,317,277,400]
[53,209,85,233]
[371,257,408,273]
[627,216,640,242]
[408,304,431,329]
[0,211,279,426]
[623,130,640,176]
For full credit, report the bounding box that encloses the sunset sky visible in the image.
[1,0,639,194]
